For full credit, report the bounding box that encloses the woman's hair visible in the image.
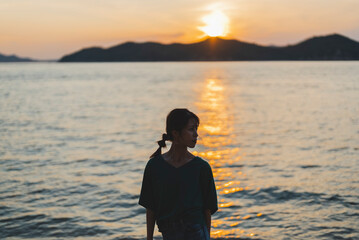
[150,108,200,159]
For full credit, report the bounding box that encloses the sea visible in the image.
[0,61,358,240]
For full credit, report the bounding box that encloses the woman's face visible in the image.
[178,118,199,148]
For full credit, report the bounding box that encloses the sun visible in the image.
[198,10,229,37]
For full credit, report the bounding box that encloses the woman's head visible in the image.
[165,108,199,141]
[150,108,200,159]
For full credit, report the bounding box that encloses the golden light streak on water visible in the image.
[225,216,241,220]
[230,222,240,227]
[219,202,234,208]
[193,77,259,238]
[220,187,244,195]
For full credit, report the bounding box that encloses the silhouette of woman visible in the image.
[139,108,218,240]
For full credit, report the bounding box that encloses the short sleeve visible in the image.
[138,161,155,211]
[201,162,218,215]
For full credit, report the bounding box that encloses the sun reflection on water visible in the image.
[193,77,261,238]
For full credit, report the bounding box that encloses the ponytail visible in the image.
[150,133,170,159]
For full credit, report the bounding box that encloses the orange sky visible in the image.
[1,0,359,60]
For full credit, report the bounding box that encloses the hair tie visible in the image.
[157,133,168,148]
[162,133,169,141]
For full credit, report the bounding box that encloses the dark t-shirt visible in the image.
[138,154,218,231]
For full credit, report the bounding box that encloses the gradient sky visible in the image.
[1,0,359,60]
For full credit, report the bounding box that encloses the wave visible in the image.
[230,186,358,209]
[0,213,110,238]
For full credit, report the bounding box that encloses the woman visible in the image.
[139,108,218,240]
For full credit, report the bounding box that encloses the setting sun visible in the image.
[198,10,229,37]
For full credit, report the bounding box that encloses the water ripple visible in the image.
[1,62,358,239]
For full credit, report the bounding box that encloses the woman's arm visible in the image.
[146,208,156,240]
[204,209,211,236]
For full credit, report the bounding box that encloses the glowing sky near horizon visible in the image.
[1,0,359,59]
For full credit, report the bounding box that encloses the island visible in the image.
[59,34,359,62]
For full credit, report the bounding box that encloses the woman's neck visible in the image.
[166,143,191,163]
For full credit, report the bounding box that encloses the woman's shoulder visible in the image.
[194,156,212,168]
[146,154,162,166]
[194,157,214,179]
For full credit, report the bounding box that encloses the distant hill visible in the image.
[278,34,359,60]
[0,53,34,62]
[59,33,359,62]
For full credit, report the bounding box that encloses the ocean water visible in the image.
[0,61,358,240]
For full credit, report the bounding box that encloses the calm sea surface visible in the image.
[0,62,358,240]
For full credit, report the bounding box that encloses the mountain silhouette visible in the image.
[59,33,359,62]
[0,53,34,62]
